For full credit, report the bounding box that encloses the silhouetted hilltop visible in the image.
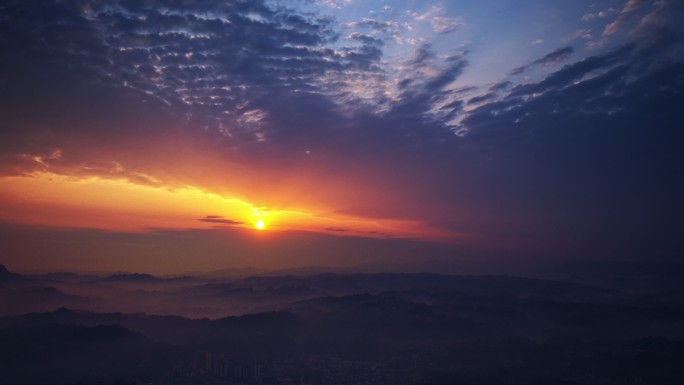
[0,322,177,384]
[238,273,615,302]
[560,260,684,278]
[0,307,116,328]
[0,264,27,282]
[0,283,92,317]
[14,285,87,303]
[4,270,683,321]
[27,271,100,283]
[103,272,160,282]
[100,272,204,286]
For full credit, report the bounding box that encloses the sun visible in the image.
[255,219,265,230]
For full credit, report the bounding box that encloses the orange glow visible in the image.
[0,171,460,241]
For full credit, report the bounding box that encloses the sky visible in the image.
[0,0,683,274]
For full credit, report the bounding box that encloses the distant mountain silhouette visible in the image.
[2,271,684,384]
[26,271,99,282]
[0,264,27,282]
[0,266,87,316]
[102,272,203,284]
[193,266,268,279]
[237,273,615,302]
[0,307,121,328]
[21,285,82,299]
[103,272,161,282]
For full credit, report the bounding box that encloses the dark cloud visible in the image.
[347,32,384,46]
[489,81,512,92]
[511,46,574,75]
[504,44,633,101]
[467,93,496,105]
[382,47,469,134]
[198,216,244,225]
[410,44,435,66]
[448,23,684,258]
[509,65,527,75]
[0,0,452,166]
[536,46,574,66]
[0,0,373,142]
[325,227,349,232]
[324,227,392,238]
[425,55,468,93]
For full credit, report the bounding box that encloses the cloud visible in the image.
[623,0,650,13]
[424,55,469,92]
[467,93,496,105]
[581,0,665,49]
[502,44,634,103]
[582,7,619,22]
[489,81,512,92]
[602,0,650,37]
[347,32,385,46]
[510,46,574,75]
[410,43,436,66]
[409,5,463,34]
[353,18,400,34]
[0,1,392,172]
[536,46,575,66]
[431,15,463,34]
[198,216,244,225]
[325,227,349,232]
[0,0,392,142]
[635,0,684,34]
[317,0,353,9]
[438,20,684,251]
[0,0,468,159]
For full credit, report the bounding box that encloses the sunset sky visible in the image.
[1,0,683,274]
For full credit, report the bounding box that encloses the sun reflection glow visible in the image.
[0,171,446,240]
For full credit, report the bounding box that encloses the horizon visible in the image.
[7,257,684,280]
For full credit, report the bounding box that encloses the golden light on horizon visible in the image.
[0,171,452,241]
